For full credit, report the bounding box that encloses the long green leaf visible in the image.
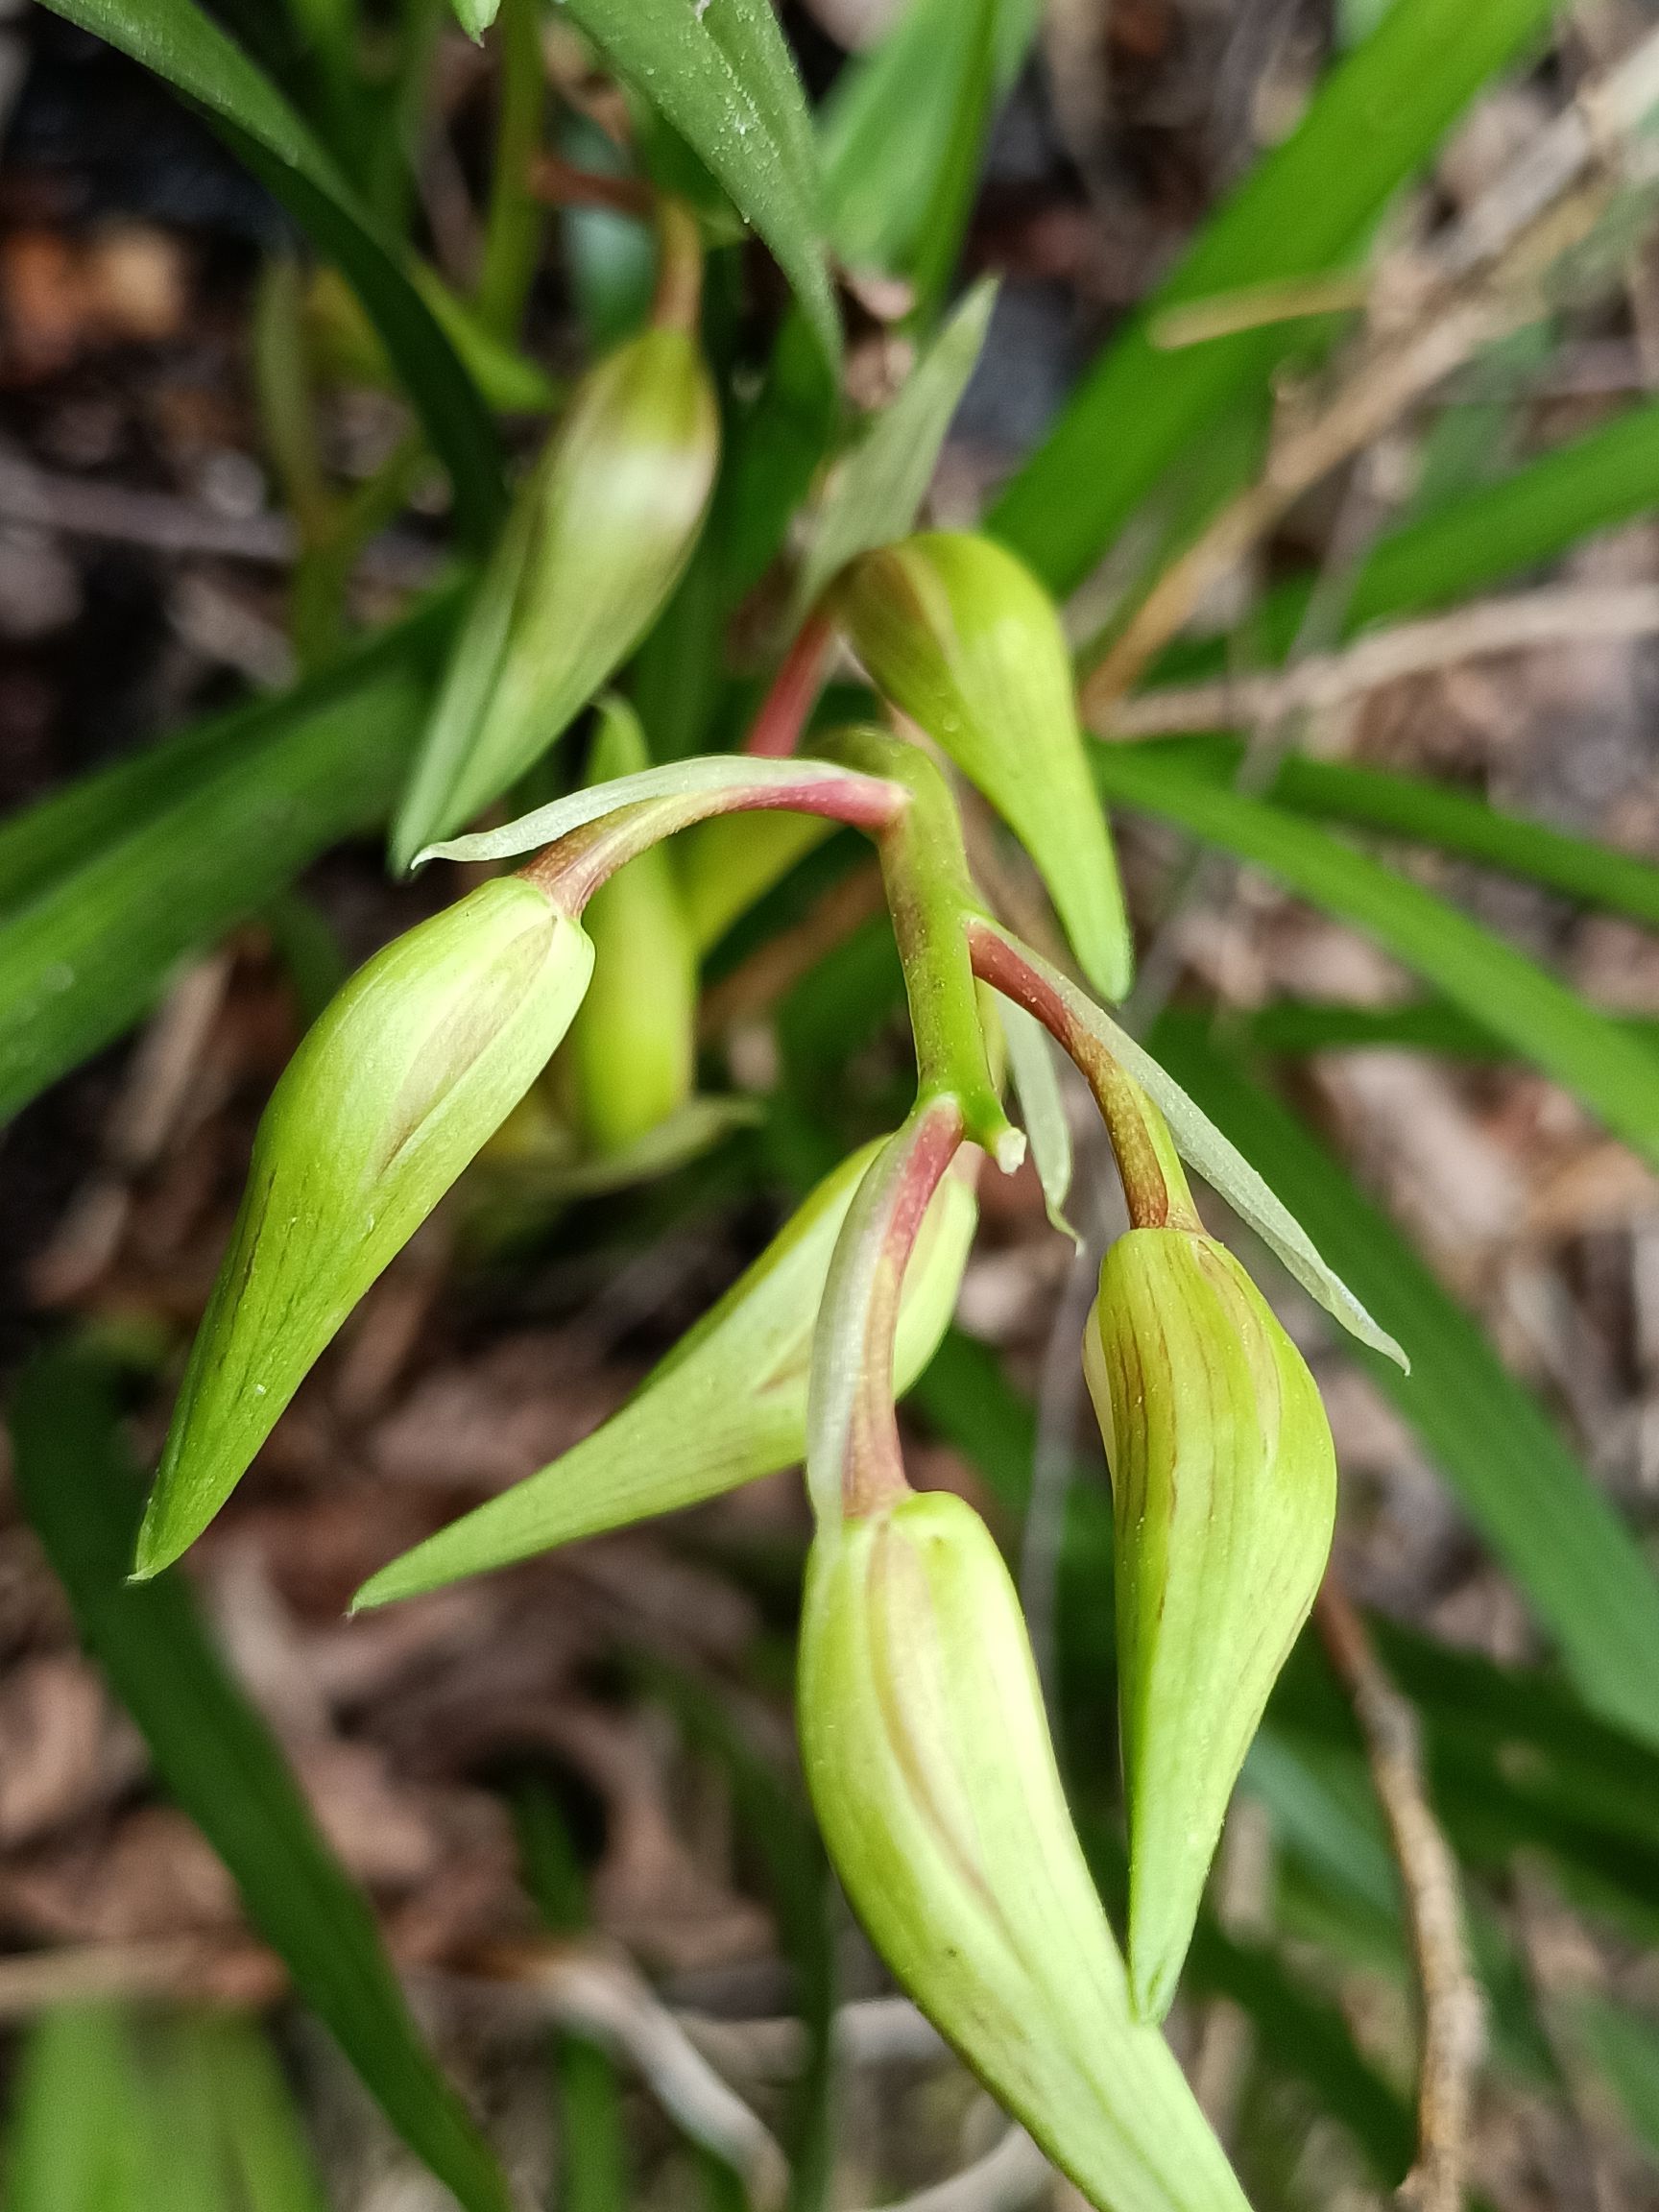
[1133,733,1659,929]
[819,0,1037,280]
[1094,742,1659,1175]
[990,0,1553,591]
[8,1352,513,2212]
[34,1,505,548]
[1145,1010,1659,1747]
[561,0,838,368]
[0,599,453,1124]
[1241,995,1659,1061]
[3,2007,149,2212]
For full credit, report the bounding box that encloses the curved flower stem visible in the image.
[517,763,908,915]
[805,1095,966,1525]
[966,917,1201,1233]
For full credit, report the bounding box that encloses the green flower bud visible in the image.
[352,1145,976,1609]
[135,879,594,1579]
[1085,1229,1337,2023]
[569,701,698,1154]
[799,1489,1248,2212]
[833,532,1133,1002]
[391,327,719,871]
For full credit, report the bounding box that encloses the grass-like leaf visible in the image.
[0,599,453,1125]
[1133,733,1659,928]
[9,1351,514,2212]
[791,278,997,622]
[820,0,1037,282]
[1094,742,1659,1176]
[1147,1010,1659,1749]
[33,1,506,549]
[991,0,1553,591]
[561,0,839,368]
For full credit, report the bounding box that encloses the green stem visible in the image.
[822,728,1021,1169]
[652,197,705,336]
[474,0,547,340]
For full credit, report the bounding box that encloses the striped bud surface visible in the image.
[833,531,1133,1002]
[800,1488,1250,2212]
[1085,1228,1337,2022]
[136,878,593,1578]
[391,326,718,870]
[352,1146,976,1609]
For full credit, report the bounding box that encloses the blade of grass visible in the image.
[202,2016,329,2212]
[0,595,455,1124]
[33,0,505,549]
[1129,733,1659,929]
[561,0,838,368]
[819,0,1037,282]
[1145,1008,1659,1748]
[1093,742,1659,1175]
[790,279,998,622]
[8,1351,514,2212]
[2,2007,149,2212]
[990,0,1554,592]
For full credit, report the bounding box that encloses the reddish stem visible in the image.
[844,1098,966,1517]
[519,768,907,915]
[745,611,832,758]
[966,918,1200,1232]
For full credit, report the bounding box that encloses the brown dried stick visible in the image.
[1315,1578,1484,2212]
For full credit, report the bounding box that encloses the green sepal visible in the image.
[570,699,700,1153]
[352,1142,976,1608]
[392,326,719,870]
[453,0,500,35]
[798,1488,1250,2212]
[834,532,1133,1001]
[1085,1227,1337,2022]
[136,878,594,1578]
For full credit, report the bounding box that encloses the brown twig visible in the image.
[697,861,886,1041]
[1093,583,1659,737]
[527,153,656,220]
[1315,1576,1484,2212]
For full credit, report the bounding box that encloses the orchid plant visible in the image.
[132,203,1411,2212]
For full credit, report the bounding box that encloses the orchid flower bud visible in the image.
[799,1488,1249,2212]
[832,532,1133,1002]
[135,878,594,1579]
[569,700,699,1154]
[391,324,719,871]
[352,1145,976,1610]
[1085,1227,1337,2024]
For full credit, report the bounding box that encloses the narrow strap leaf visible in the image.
[1094,741,1659,1179]
[9,1352,514,2212]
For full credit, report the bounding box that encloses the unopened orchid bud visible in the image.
[568,700,699,1153]
[391,324,719,871]
[352,1145,976,1609]
[833,532,1133,1002]
[799,1489,1248,2212]
[135,878,594,1579]
[1085,1227,1337,2023]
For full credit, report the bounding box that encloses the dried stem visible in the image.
[1315,1576,1485,2212]
[1095,582,1659,737]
